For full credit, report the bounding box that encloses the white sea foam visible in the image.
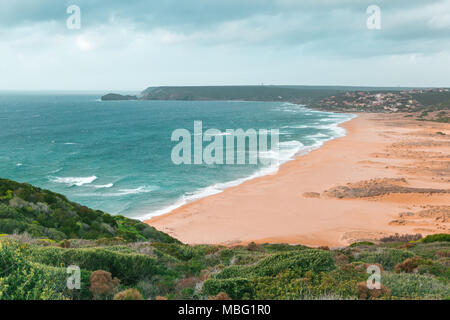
[78,185,158,197]
[282,125,310,129]
[275,103,309,113]
[306,133,329,139]
[51,176,97,187]
[93,183,114,189]
[113,186,158,196]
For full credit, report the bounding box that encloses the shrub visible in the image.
[357,281,391,300]
[218,249,235,264]
[0,240,67,300]
[395,257,421,273]
[217,250,335,279]
[176,277,198,291]
[37,238,56,246]
[399,242,415,249]
[113,288,143,300]
[89,270,120,300]
[208,292,231,300]
[416,260,449,278]
[203,278,254,300]
[151,243,196,261]
[95,237,126,246]
[380,233,422,243]
[253,250,335,276]
[250,274,309,300]
[382,272,450,299]
[335,254,349,265]
[409,242,450,259]
[246,242,258,251]
[349,241,374,247]
[419,234,450,243]
[435,251,449,258]
[60,240,72,248]
[356,248,415,270]
[28,246,166,284]
[259,243,307,253]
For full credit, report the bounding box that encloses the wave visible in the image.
[92,183,114,189]
[306,133,329,139]
[282,124,310,129]
[80,185,159,197]
[275,103,308,113]
[51,176,97,187]
[113,186,158,196]
[316,123,347,137]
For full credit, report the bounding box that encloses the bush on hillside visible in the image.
[217,250,335,279]
[357,281,391,300]
[113,288,143,300]
[0,240,67,300]
[27,246,167,284]
[419,234,450,243]
[356,248,415,270]
[89,270,120,300]
[382,272,450,299]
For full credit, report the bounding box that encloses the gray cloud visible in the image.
[0,0,449,90]
[3,0,448,57]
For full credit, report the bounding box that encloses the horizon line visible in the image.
[1,84,449,93]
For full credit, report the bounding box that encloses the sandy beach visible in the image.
[146,113,450,248]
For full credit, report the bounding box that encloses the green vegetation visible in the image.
[410,91,450,123]
[141,86,343,104]
[0,178,177,243]
[419,234,450,243]
[0,179,448,300]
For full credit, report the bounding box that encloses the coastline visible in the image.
[145,113,450,247]
[137,104,355,220]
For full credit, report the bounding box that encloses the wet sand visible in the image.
[146,113,450,247]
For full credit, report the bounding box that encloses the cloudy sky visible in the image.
[1,0,450,91]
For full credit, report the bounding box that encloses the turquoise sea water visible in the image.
[0,94,354,219]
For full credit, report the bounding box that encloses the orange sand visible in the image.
[146,113,450,247]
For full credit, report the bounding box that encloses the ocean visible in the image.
[0,93,355,220]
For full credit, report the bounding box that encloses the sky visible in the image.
[1,0,450,91]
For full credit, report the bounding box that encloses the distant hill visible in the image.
[100,85,425,104]
[100,86,449,122]
[101,93,138,101]
[140,85,346,103]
